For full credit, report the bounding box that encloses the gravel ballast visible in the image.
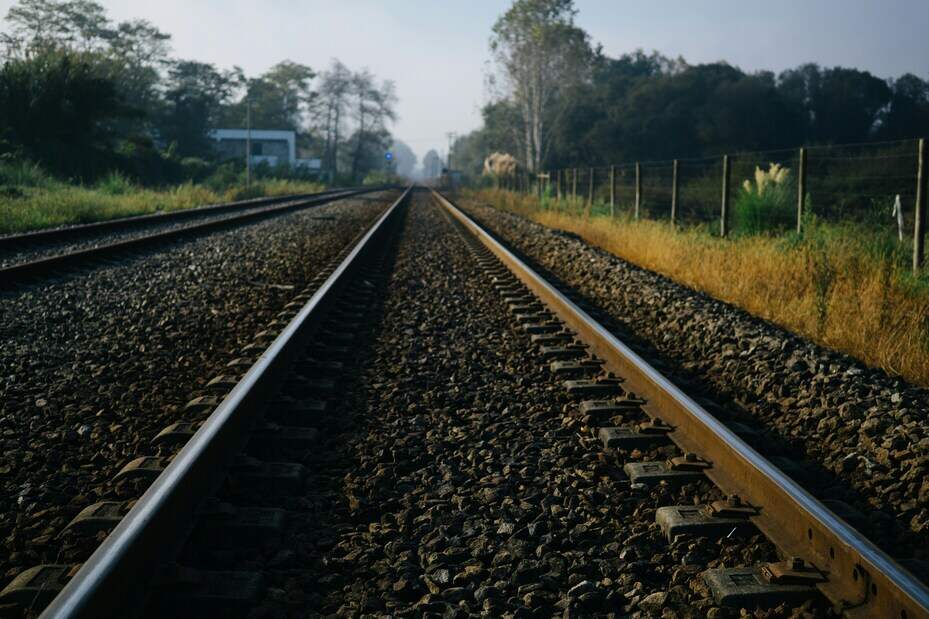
[459,199,929,562]
[0,191,394,589]
[0,193,349,269]
[239,195,830,618]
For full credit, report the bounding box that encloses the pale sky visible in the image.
[2,1,928,163]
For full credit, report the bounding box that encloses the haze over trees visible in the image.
[422,149,442,179]
[0,0,397,185]
[389,140,417,178]
[455,0,929,178]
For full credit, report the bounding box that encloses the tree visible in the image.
[313,59,353,181]
[390,140,417,178]
[349,70,396,182]
[3,1,172,136]
[489,0,593,172]
[158,60,236,157]
[2,0,111,55]
[778,64,891,144]
[878,74,929,140]
[422,149,442,178]
[223,61,315,132]
[104,18,172,130]
[0,49,129,178]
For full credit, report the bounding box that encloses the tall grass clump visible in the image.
[0,158,56,188]
[95,171,136,195]
[466,187,929,387]
[734,163,795,234]
[0,159,327,235]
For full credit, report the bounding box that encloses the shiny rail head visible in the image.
[39,187,412,619]
[0,188,387,290]
[429,188,929,619]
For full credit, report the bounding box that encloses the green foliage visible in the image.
[95,171,134,195]
[0,157,54,187]
[490,0,593,171]
[733,186,794,236]
[0,48,129,179]
[466,17,929,172]
[0,1,395,190]
[202,162,244,192]
[361,170,397,185]
[0,174,325,234]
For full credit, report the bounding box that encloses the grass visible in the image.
[465,188,929,387]
[0,165,325,235]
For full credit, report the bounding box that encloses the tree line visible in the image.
[453,0,929,178]
[0,0,399,185]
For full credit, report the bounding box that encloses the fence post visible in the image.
[588,167,594,207]
[720,154,731,237]
[572,168,578,202]
[796,147,807,234]
[609,165,616,217]
[671,159,679,226]
[915,138,927,272]
[634,162,641,220]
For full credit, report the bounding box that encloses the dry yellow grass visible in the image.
[467,189,929,387]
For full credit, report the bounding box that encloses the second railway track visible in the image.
[0,187,384,286]
[2,188,926,618]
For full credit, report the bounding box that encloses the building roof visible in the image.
[209,129,295,141]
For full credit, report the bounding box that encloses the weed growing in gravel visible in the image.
[468,188,929,387]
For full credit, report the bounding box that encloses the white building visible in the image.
[209,129,296,167]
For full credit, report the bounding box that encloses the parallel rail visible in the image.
[38,186,412,618]
[0,187,369,249]
[17,186,927,617]
[0,187,390,288]
[432,188,929,619]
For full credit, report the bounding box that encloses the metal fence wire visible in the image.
[528,137,928,271]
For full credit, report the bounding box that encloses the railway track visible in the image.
[0,187,384,287]
[1,188,926,618]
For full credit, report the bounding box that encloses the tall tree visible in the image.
[2,0,111,55]
[878,73,929,140]
[422,149,442,178]
[313,59,353,181]
[223,61,315,131]
[349,70,396,182]
[389,139,417,178]
[489,0,592,172]
[778,64,891,144]
[158,60,236,157]
[0,49,129,178]
[104,18,172,129]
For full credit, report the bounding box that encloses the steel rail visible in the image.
[0,187,391,289]
[432,188,929,619]
[39,186,412,619]
[0,186,373,249]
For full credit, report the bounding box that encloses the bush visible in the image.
[733,163,795,234]
[0,158,56,188]
[0,49,129,180]
[362,170,397,185]
[179,157,212,183]
[95,171,135,195]
[202,162,243,192]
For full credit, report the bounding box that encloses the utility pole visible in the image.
[245,98,252,189]
[445,132,456,171]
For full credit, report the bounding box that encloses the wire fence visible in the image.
[500,137,928,272]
